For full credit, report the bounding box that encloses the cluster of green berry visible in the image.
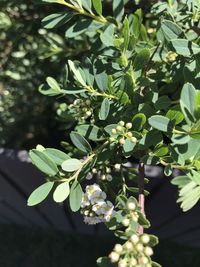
[109,233,153,267]
[111,121,137,145]
[70,99,93,122]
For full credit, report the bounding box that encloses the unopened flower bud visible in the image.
[114,244,123,253]
[127,132,133,138]
[114,163,121,170]
[130,258,137,266]
[136,243,143,252]
[141,234,150,244]
[109,252,120,263]
[119,138,125,145]
[122,218,130,227]
[119,121,125,126]
[140,256,149,265]
[107,175,113,182]
[86,110,92,116]
[116,125,123,132]
[130,234,139,244]
[86,99,91,105]
[118,259,127,267]
[92,168,97,174]
[112,128,117,134]
[101,174,106,181]
[126,122,132,129]
[131,137,137,143]
[125,241,133,251]
[144,246,153,256]
[127,201,136,210]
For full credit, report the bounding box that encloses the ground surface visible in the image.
[1,224,200,267]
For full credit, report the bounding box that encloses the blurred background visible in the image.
[0,0,200,266]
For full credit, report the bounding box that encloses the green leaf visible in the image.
[113,0,124,22]
[166,106,184,125]
[27,182,54,206]
[53,182,70,203]
[170,39,200,57]
[133,48,150,71]
[100,24,114,47]
[46,77,61,91]
[132,113,146,131]
[93,60,108,91]
[42,12,73,29]
[76,124,105,141]
[180,83,196,124]
[61,158,82,172]
[171,175,190,187]
[153,144,168,157]
[82,0,92,12]
[123,139,135,157]
[148,115,172,132]
[39,85,62,97]
[99,98,110,120]
[123,17,130,51]
[68,60,86,86]
[65,19,92,38]
[155,96,171,110]
[92,0,102,15]
[44,148,70,165]
[69,181,83,212]
[70,131,92,154]
[29,150,58,176]
[160,20,183,41]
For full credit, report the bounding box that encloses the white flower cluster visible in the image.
[81,184,115,225]
[109,234,153,267]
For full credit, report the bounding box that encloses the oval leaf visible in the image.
[70,131,92,154]
[61,158,82,172]
[27,182,54,206]
[99,98,110,120]
[69,181,83,212]
[53,182,70,203]
[29,150,59,176]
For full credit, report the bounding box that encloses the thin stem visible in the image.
[138,162,145,234]
[60,0,108,24]
[160,160,193,170]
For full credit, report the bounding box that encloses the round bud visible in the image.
[136,243,143,252]
[131,137,137,143]
[122,218,130,227]
[101,174,106,181]
[118,259,127,267]
[130,234,139,244]
[130,258,137,266]
[127,132,133,138]
[118,121,125,126]
[112,128,117,134]
[92,168,97,174]
[144,246,153,256]
[124,241,133,251]
[107,175,113,182]
[131,213,139,222]
[126,122,132,129]
[116,125,123,132]
[86,110,92,116]
[119,138,125,145]
[85,99,91,105]
[114,163,121,170]
[114,244,123,253]
[140,256,149,265]
[106,167,111,173]
[141,234,150,244]
[127,201,136,211]
[109,252,120,263]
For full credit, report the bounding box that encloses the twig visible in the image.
[138,162,145,234]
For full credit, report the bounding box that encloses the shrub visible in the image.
[28,1,200,266]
